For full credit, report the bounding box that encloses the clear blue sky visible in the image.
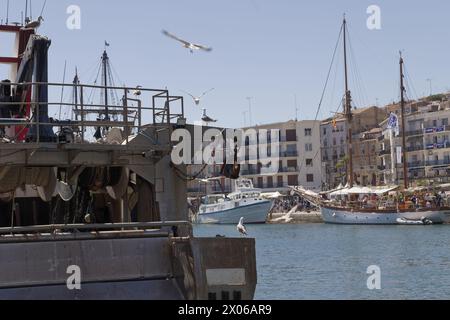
[2,0,450,127]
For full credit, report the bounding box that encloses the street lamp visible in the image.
[246,97,253,126]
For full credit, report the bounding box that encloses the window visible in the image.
[288,175,299,186]
[323,128,327,135]
[277,176,284,187]
[267,176,273,188]
[306,159,313,167]
[287,159,297,169]
[305,128,312,136]
[443,119,449,126]
[305,143,313,152]
[257,177,263,188]
[286,129,297,142]
[307,174,314,182]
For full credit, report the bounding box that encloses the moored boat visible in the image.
[194,179,272,224]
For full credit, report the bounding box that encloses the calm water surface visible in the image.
[194,224,450,299]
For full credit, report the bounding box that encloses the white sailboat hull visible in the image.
[194,200,271,224]
[321,206,450,225]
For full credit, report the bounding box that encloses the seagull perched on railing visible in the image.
[182,88,214,106]
[162,30,212,53]
[237,217,247,236]
[22,16,44,30]
[133,85,142,96]
[201,108,217,123]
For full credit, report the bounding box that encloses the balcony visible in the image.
[279,167,299,173]
[280,136,298,143]
[407,145,425,152]
[240,169,260,175]
[425,159,450,167]
[406,159,450,168]
[424,125,450,135]
[280,151,298,157]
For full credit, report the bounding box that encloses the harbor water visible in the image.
[194,224,450,299]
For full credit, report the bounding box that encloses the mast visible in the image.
[399,52,409,189]
[102,50,109,120]
[343,16,354,187]
[73,68,79,121]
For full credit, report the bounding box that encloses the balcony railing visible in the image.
[407,159,450,168]
[280,151,298,157]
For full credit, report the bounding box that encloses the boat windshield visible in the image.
[201,195,225,205]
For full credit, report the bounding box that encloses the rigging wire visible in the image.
[346,26,369,108]
[296,22,343,176]
[58,60,67,119]
[404,63,419,101]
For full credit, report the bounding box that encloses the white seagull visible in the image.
[182,88,214,106]
[201,108,217,123]
[23,16,44,30]
[237,217,247,236]
[162,30,212,53]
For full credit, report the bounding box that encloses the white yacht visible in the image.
[194,179,272,224]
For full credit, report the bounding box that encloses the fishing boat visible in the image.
[194,179,272,224]
[316,17,450,225]
[0,10,257,299]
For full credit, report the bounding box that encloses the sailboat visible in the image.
[318,17,450,225]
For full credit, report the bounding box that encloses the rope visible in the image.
[296,23,343,177]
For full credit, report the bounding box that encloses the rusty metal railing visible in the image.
[0,81,185,144]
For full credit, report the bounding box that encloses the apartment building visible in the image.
[379,98,450,186]
[240,120,323,192]
[320,106,388,189]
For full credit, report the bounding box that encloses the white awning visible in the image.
[330,185,398,196]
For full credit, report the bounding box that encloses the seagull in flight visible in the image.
[22,16,44,30]
[237,217,247,236]
[182,88,215,106]
[201,108,217,124]
[162,30,212,54]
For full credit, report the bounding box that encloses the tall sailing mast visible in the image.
[399,52,409,189]
[101,49,110,121]
[343,16,354,187]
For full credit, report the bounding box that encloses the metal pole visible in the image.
[246,97,253,126]
[389,128,396,184]
[80,85,84,142]
[102,50,109,120]
[343,16,354,187]
[400,53,409,189]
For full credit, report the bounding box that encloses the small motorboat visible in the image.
[396,217,433,225]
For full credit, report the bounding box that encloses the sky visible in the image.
[1,0,450,128]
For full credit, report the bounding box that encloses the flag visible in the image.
[387,112,399,136]
[105,41,110,47]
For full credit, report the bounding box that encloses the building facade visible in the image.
[320,106,388,189]
[240,120,323,192]
[379,97,450,186]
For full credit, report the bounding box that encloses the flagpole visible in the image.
[390,127,396,185]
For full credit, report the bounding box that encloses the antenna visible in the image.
[246,97,253,126]
[294,94,299,121]
[25,0,28,23]
[39,0,47,17]
[6,0,9,24]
